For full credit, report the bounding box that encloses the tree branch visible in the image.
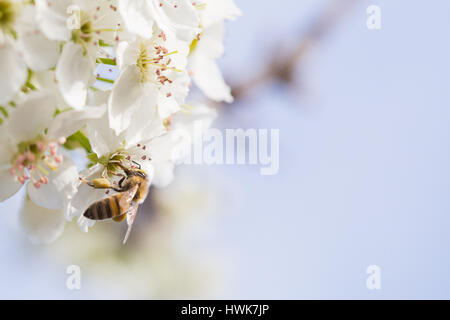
[230,0,358,102]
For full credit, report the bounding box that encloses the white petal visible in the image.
[191,55,233,103]
[172,102,217,136]
[157,91,181,119]
[201,0,242,27]
[77,215,95,232]
[18,35,60,72]
[7,91,58,144]
[21,197,65,245]
[0,168,22,202]
[56,43,92,109]
[0,42,27,104]
[118,0,154,38]
[16,5,60,71]
[150,0,200,42]
[86,117,121,157]
[108,65,145,135]
[87,88,110,106]
[115,40,141,70]
[151,161,175,188]
[122,91,162,145]
[157,71,189,118]
[27,157,79,210]
[147,129,190,163]
[47,105,106,140]
[35,0,72,41]
[195,22,225,59]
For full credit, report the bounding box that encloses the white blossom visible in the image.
[189,0,241,103]
[109,28,190,135]
[0,91,105,208]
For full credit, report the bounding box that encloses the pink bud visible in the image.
[34,182,41,189]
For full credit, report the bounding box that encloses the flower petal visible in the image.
[201,0,242,27]
[0,42,27,104]
[108,65,145,135]
[56,42,92,109]
[77,215,96,232]
[172,102,217,136]
[16,5,60,71]
[27,156,79,210]
[147,129,191,164]
[118,0,154,39]
[47,105,106,140]
[86,116,121,157]
[21,196,65,245]
[150,0,200,42]
[195,22,225,59]
[123,91,162,145]
[0,168,22,202]
[35,0,72,41]
[157,71,189,118]
[151,161,175,188]
[191,54,233,103]
[7,91,58,144]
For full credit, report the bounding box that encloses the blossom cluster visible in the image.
[0,0,241,243]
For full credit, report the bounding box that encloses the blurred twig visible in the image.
[230,0,357,102]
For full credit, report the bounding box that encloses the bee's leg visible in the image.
[79,177,123,192]
[79,178,96,188]
[118,176,126,189]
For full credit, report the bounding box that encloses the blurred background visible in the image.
[2,0,450,299]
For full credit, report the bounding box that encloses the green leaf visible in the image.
[64,130,92,154]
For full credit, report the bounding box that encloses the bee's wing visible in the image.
[119,184,139,211]
[123,203,139,244]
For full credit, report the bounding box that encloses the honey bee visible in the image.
[81,162,149,244]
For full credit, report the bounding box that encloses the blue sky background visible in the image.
[1,0,450,299]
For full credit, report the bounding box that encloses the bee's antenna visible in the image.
[132,160,141,170]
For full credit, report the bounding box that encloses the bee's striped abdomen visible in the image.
[83,194,123,220]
